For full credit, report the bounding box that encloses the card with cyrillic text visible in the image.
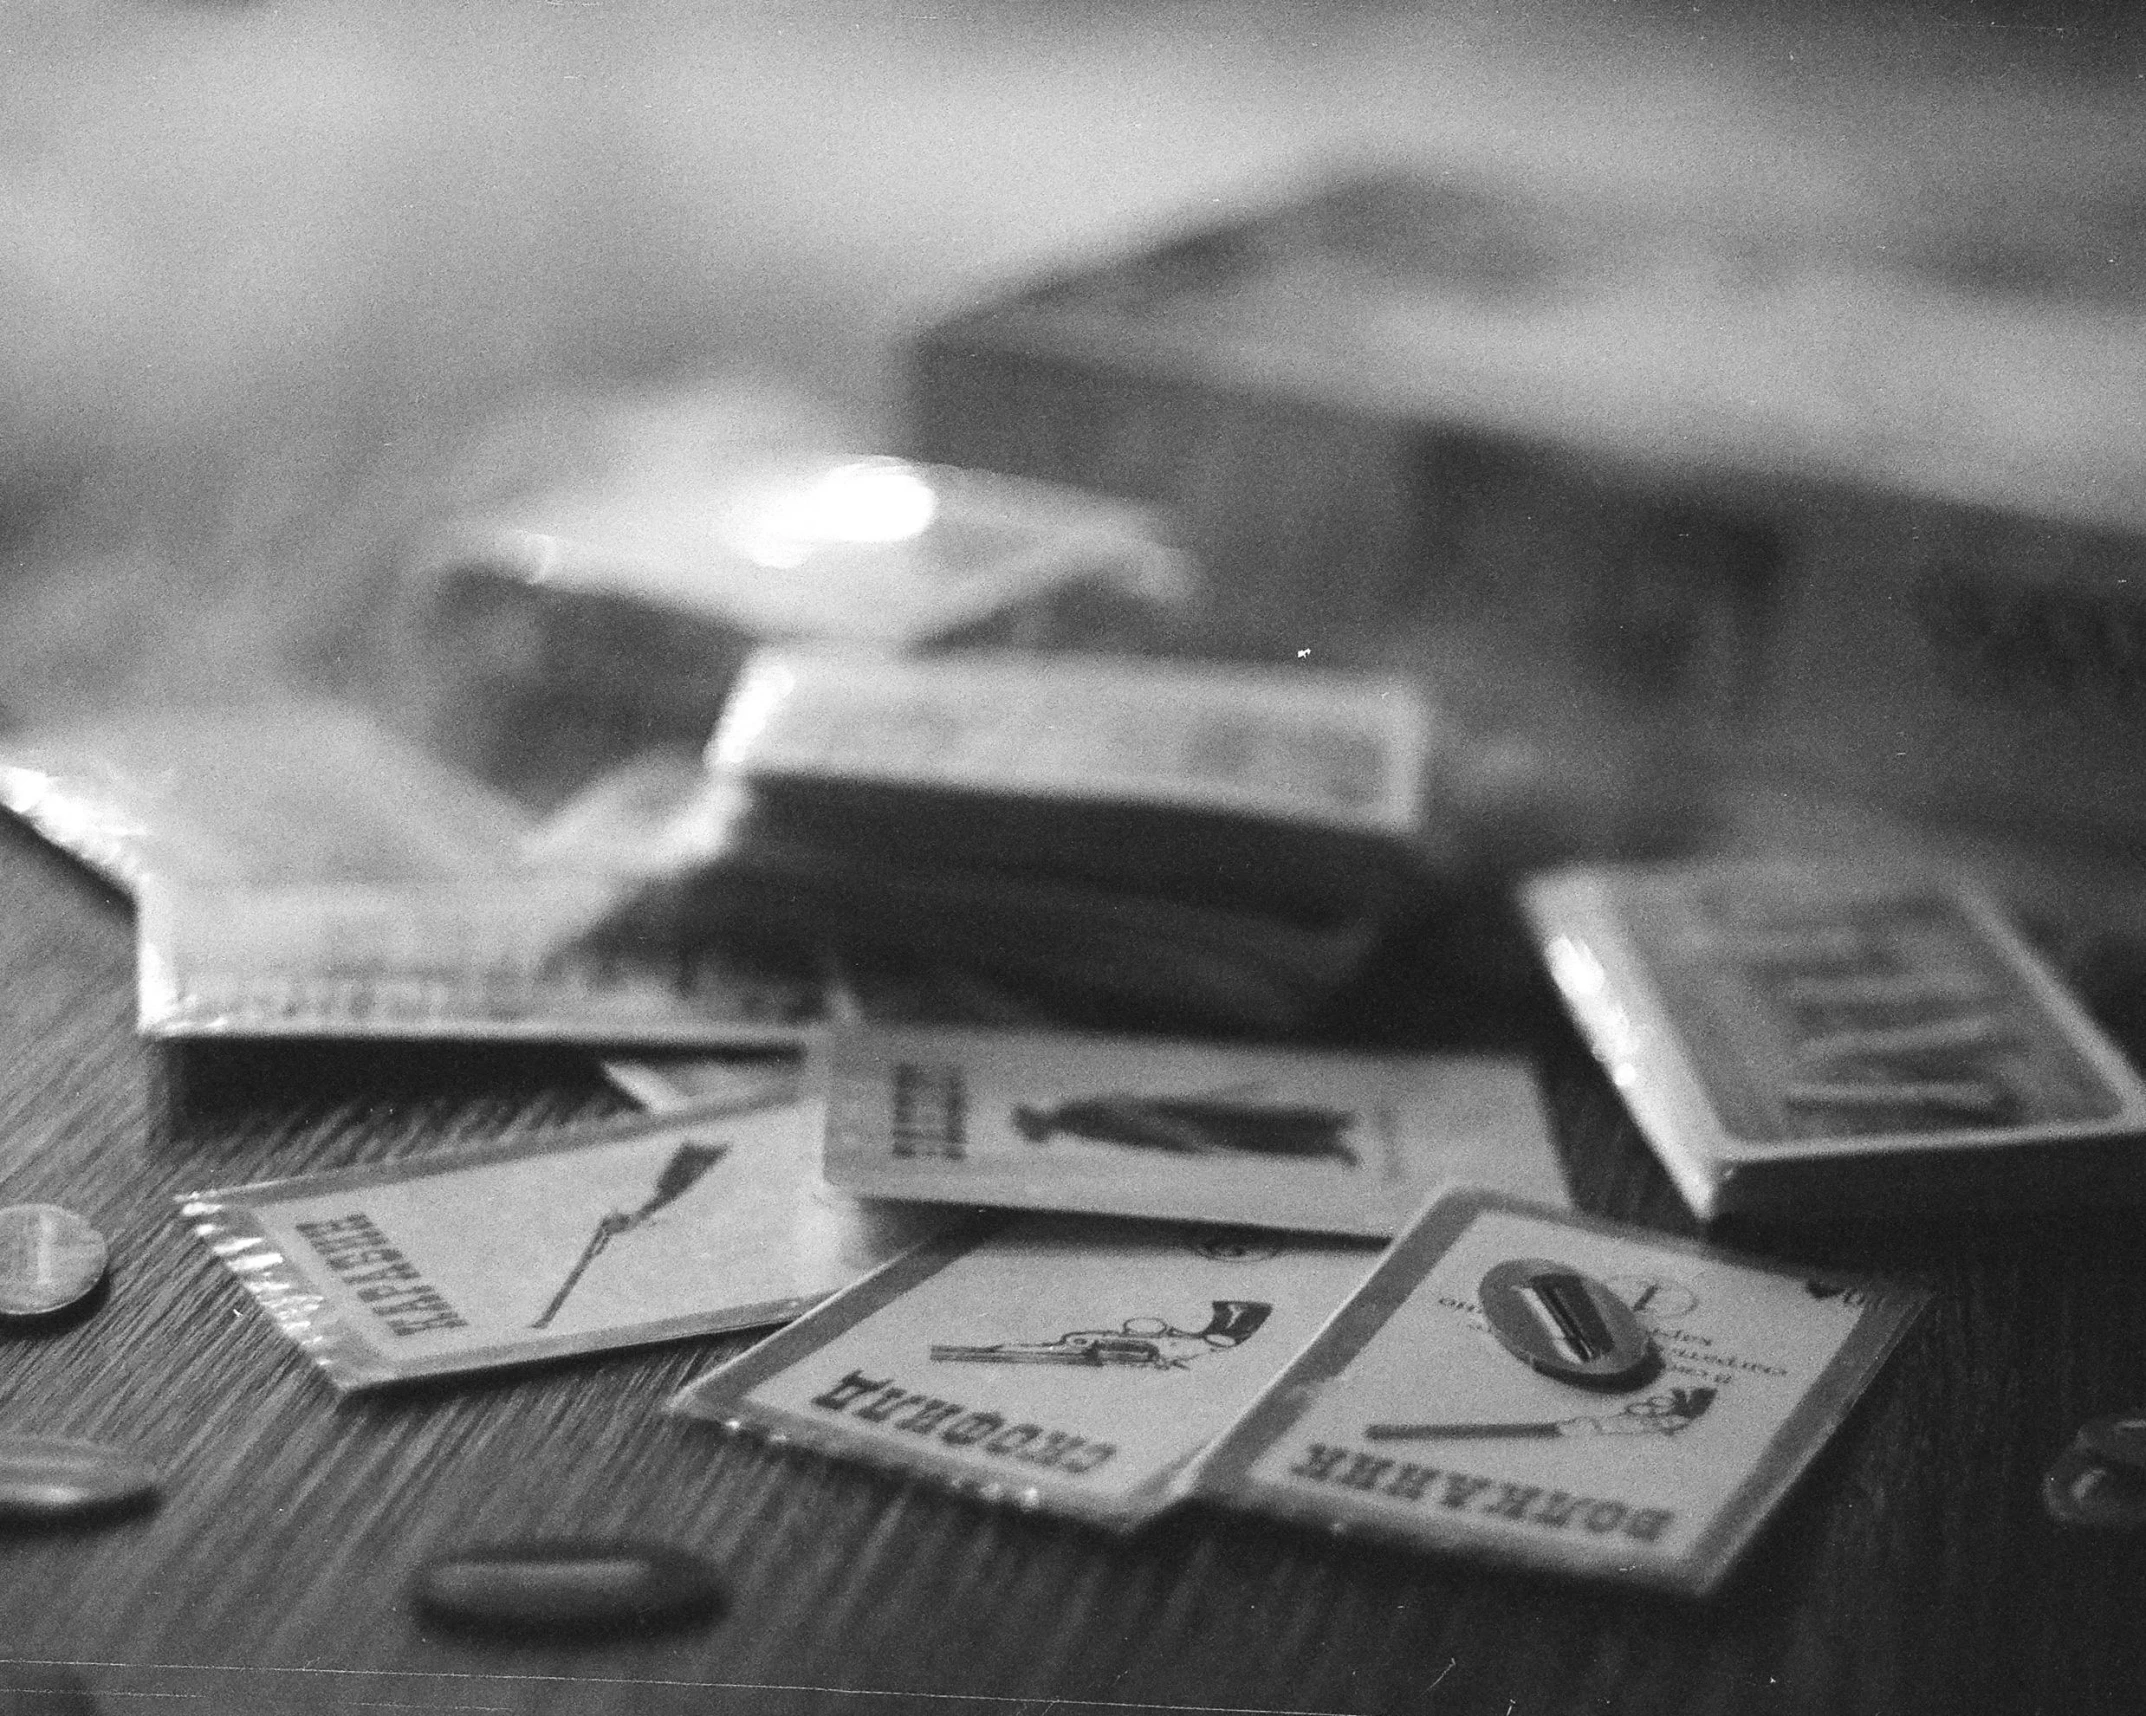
[179,1097,949,1391]
[1521,859,2146,1219]
[822,1026,1566,1236]
[1188,1188,1926,1595]
[667,1215,1383,1529]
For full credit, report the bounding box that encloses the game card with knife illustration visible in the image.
[1188,1188,1927,1595]
[179,1096,947,1390]
[668,1214,1383,1529]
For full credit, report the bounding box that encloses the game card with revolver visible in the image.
[667,1213,1383,1530]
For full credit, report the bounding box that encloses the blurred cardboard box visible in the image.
[908,173,2146,855]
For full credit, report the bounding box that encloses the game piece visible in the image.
[2042,1445,2146,1531]
[1477,1259,1657,1390]
[412,1540,726,1635]
[0,1435,158,1523]
[2075,1411,2146,1474]
[0,1205,109,1318]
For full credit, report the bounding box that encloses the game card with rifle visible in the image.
[1187,1188,1928,1595]
[179,1096,947,1390]
[667,1214,1383,1529]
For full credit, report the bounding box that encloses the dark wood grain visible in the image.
[3,811,2144,1716]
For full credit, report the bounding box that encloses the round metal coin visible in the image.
[0,1434,159,1523]
[413,1540,727,1637]
[1480,1257,1660,1391]
[0,1204,108,1318]
[2043,1444,2146,1531]
[2075,1411,2146,1474]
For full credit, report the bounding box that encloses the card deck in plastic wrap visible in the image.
[1187,1188,1926,1595]
[0,698,531,892]
[1521,859,2146,1220]
[667,1214,1381,1529]
[180,1098,946,1390]
[685,648,1436,1033]
[821,1025,1566,1236]
[137,872,833,1046]
[711,647,1431,920]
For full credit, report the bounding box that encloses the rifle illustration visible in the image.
[1364,1387,1718,1442]
[530,1142,729,1329]
[930,1300,1272,1372]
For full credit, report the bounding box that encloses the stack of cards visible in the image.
[689,647,1433,1033]
[1521,858,2146,1220]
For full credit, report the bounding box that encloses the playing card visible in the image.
[179,1097,945,1390]
[1189,1188,1926,1594]
[667,1214,1382,1529]
[821,1025,1566,1236]
[1521,858,2146,1219]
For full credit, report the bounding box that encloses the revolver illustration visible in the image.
[930,1300,1273,1371]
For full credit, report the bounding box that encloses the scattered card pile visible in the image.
[19,673,2083,1598]
[181,1029,1567,1388]
[668,1185,1925,1593]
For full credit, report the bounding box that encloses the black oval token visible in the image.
[0,1434,159,1524]
[2075,1412,2146,1474]
[413,1540,727,1637]
[1480,1258,1659,1391]
[2043,1444,2146,1531]
[0,1204,108,1319]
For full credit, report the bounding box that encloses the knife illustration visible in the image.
[1365,1386,1718,1442]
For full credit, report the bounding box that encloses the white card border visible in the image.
[1185,1187,1929,1596]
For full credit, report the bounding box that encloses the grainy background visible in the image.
[3,0,2143,720]
[4,5,2146,1712]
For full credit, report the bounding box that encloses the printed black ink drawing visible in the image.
[930,1300,1274,1371]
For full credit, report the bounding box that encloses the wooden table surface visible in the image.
[3,814,2144,1716]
